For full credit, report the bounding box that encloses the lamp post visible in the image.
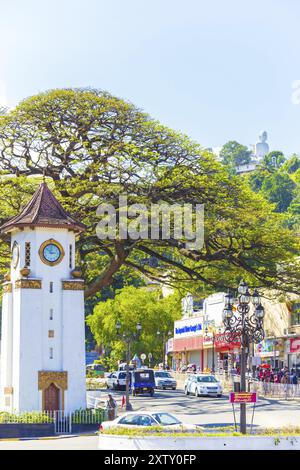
[157,330,172,369]
[223,281,265,434]
[116,320,142,411]
[204,327,221,373]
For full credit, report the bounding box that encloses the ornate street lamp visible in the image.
[116,320,142,411]
[223,281,265,434]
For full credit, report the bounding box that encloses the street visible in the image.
[1,389,300,450]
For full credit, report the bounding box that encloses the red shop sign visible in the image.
[290,338,300,353]
[229,392,257,404]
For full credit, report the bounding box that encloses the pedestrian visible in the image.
[106,393,117,421]
[291,372,298,397]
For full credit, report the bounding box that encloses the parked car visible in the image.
[184,374,223,397]
[100,411,198,431]
[106,371,130,391]
[154,371,177,390]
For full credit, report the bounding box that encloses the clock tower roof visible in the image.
[0,182,86,234]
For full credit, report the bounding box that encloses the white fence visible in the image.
[250,381,300,399]
[172,372,300,399]
[0,409,107,434]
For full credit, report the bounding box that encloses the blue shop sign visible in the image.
[175,323,202,336]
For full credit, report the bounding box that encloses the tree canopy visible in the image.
[0,89,299,298]
[87,286,181,368]
[219,140,252,167]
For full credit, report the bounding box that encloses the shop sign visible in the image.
[174,317,203,338]
[229,392,257,404]
[256,339,282,357]
[290,338,300,353]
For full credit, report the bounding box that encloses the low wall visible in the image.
[98,434,300,450]
[0,424,55,438]
[72,423,99,434]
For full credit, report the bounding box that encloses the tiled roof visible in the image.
[0,183,86,233]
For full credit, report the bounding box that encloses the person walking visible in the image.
[292,371,298,397]
[106,393,117,421]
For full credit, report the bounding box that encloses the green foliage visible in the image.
[261,172,296,212]
[71,408,106,424]
[220,140,252,167]
[280,154,300,174]
[0,411,54,423]
[262,151,285,170]
[87,286,181,365]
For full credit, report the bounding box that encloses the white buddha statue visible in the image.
[255,131,269,160]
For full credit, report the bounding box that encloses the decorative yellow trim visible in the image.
[38,371,68,412]
[3,283,12,293]
[38,239,65,267]
[38,371,68,391]
[4,387,13,395]
[15,279,42,289]
[20,267,30,278]
[62,280,85,290]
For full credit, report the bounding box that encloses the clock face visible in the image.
[12,242,19,268]
[43,244,61,263]
[39,240,64,266]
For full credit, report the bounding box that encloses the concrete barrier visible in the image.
[98,434,300,450]
[0,424,54,438]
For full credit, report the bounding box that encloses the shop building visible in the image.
[172,293,240,372]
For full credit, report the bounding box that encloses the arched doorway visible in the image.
[44,383,60,411]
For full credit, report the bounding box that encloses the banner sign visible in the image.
[229,392,257,404]
[290,338,300,353]
[174,317,202,338]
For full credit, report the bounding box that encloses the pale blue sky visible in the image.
[0,0,300,154]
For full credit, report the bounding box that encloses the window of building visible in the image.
[291,303,300,326]
[49,348,53,359]
[69,244,72,269]
[49,308,53,320]
[25,242,31,267]
[50,282,54,293]
[48,330,54,338]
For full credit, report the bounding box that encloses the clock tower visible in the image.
[0,183,87,413]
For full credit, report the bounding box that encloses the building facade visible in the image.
[172,293,240,372]
[0,183,87,413]
[171,290,300,374]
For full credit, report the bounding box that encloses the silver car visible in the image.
[184,374,223,397]
[154,371,177,390]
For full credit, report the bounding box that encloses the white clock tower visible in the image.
[0,183,87,413]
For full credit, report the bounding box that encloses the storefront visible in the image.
[203,334,240,373]
[255,339,285,369]
[287,337,300,375]
[172,317,204,369]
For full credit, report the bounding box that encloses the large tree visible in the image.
[0,89,299,298]
[87,286,181,367]
[220,140,252,167]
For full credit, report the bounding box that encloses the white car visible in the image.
[184,374,223,397]
[100,411,198,431]
[154,371,177,390]
[106,371,130,391]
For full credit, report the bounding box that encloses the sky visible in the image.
[0,0,300,154]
